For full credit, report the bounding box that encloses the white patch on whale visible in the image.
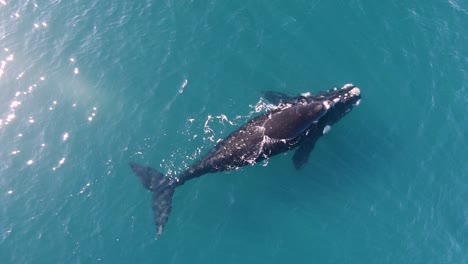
[350,87,361,96]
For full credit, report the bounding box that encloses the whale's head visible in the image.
[311,83,361,129]
[263,84,361,136]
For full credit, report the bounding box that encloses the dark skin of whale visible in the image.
[130,84,361,235]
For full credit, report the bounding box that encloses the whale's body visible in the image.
[130,84,361,235]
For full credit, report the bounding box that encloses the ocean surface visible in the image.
[1,0,467,263]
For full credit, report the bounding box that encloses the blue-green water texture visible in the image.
[1,1,467,263]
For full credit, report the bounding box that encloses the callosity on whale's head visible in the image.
[309,83,361,126]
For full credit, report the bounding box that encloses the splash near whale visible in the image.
[130,84,361,235]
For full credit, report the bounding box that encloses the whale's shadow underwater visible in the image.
[130,84,361,235]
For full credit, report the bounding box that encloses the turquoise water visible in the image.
[1,0,467,263]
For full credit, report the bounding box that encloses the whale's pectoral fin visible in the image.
[262,91,295,104]
[130,162,177,236]
[292,138,317,170]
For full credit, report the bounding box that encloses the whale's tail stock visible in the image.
[129,162,177,236]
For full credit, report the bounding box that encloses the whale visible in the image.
[130,83,361,235]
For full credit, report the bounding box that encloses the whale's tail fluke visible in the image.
[129,162,177,236]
